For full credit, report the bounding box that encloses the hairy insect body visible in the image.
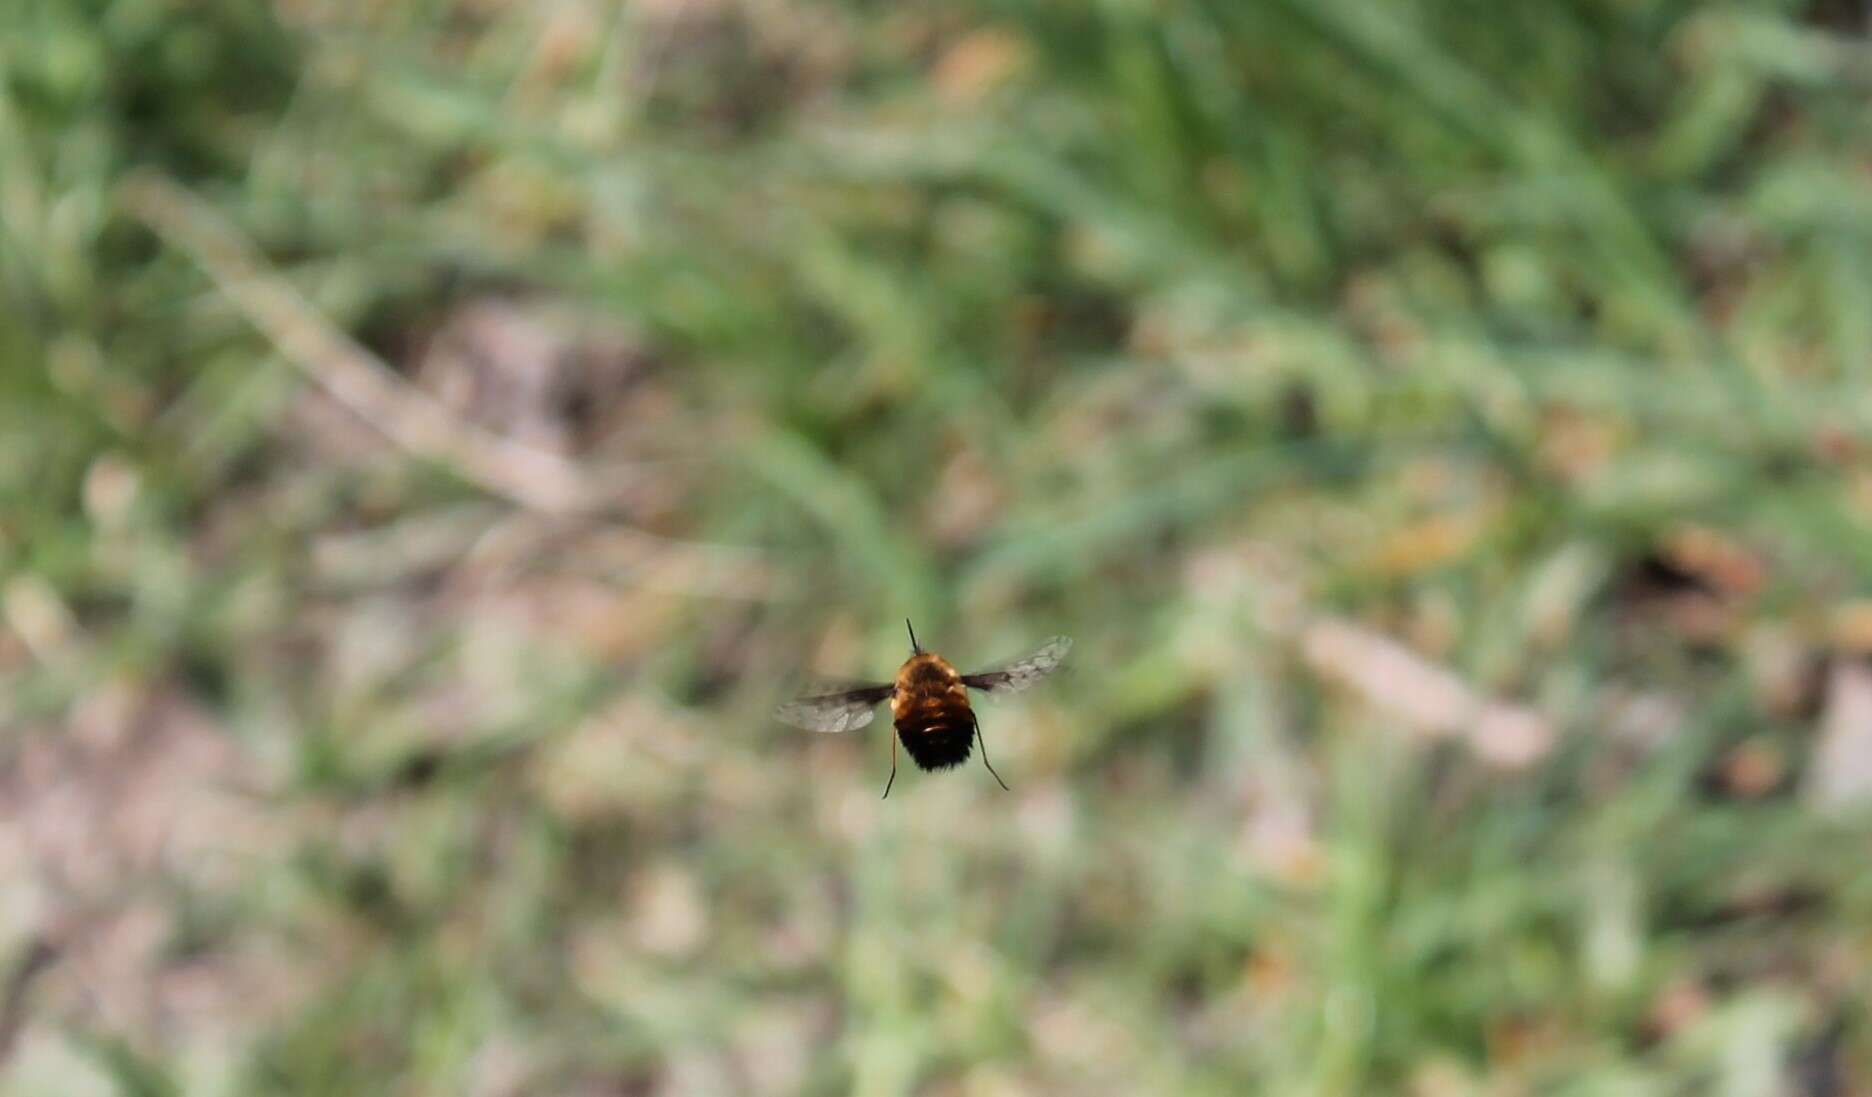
[891,653,976,771]
[773,626,1069,796]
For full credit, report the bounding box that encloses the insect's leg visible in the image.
[974,715,1010,792]
[882,732,898,799]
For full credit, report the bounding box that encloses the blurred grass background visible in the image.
[6,0,1872,1093]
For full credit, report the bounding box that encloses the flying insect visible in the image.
[775,622,1071,798]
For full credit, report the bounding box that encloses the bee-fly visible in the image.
[775,621,1072,798]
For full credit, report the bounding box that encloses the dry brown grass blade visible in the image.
[1197,546,1552,768]
[1806,659,1872,814]
[119,173,612,515]
[1299,616,1553,769]
[454,512,785,602]
[0,938,58,1066]
[120,173,784,601]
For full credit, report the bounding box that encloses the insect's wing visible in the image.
[961,636,1072,695]
[774,684,894,733]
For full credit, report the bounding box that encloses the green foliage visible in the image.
[4,0,1872,1093]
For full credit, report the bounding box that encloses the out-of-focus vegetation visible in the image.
[5,0,1872,1093]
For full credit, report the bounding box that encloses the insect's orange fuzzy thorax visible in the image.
[892,652,963,717]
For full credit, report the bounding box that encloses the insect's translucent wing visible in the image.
[774,684,893,733]
[961,636,1072,695]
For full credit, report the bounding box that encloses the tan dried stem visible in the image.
[120,172,611,516]
[121,173,783,601]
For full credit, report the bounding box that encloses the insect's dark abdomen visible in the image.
[895,705,975,771]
